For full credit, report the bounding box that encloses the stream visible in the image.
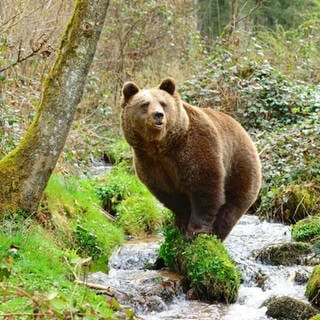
[88,215,312,320]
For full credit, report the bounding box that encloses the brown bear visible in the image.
[120,78,261,241]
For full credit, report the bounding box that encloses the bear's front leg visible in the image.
[185,191,225,240]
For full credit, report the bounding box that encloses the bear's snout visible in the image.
[153,111,164,122]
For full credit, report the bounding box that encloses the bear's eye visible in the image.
[160,101,167,109]
[140,102,149,111]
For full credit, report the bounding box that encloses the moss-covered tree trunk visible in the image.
[0,0,109,214]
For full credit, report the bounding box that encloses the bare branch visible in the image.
[0,34,49,73]
[236,0,265,24]
[224,0,265,40]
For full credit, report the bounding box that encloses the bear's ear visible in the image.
[122,82,140,102]
[159,78,175,96]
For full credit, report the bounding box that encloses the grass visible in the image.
[45,174,124,269]
[0,172,127,318]
[0,217,115,318]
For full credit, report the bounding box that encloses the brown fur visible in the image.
[120,78,262,240]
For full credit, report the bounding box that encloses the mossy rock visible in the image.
[263,296,318,320]
[271,184,320,224]
[306,265,320,307]
[256,242,313,266]
[292,216,320,243]
[159,226,240,303]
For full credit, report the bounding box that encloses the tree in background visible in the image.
[197,0,231,39]
[0,0,110,214]
[196,0,320,41]
[253,0,319,29]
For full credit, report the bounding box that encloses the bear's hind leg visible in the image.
[211,202,248,241]
[185,191,225,239]
[151,189,191,232]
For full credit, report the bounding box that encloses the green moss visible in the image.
[310,315,320,320]
[184,234,240,303]
[306,265,320,307]
[292,216,320,243]
[159,226,240,303]
[159,225,186,273]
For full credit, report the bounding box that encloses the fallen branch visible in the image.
[74,279,114,296]
[93,204,115,221]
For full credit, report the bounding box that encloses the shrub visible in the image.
[180,55,320,131]
[96,164,171,236]
[96,165,144,215]
[117,196,168,236]
[255,114,320,220]
[106,138,132,165]
[74,225,102,260]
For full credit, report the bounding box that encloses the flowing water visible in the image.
[88,215,312,319]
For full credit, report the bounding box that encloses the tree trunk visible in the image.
[0,0,109,214]
[225,0,239,39]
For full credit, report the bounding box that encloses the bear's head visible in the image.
[120,78,189,149]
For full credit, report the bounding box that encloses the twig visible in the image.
[0,312,49,317]
[293,194,306,220]
[258,143,270,156]
[0,34,48,72]
[93,204,115,221]
[0,4,44,33]
[74,279,114,296]
[237,0,265,24]
[0,311,94,317]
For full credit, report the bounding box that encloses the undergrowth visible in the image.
[0,215,116,318]
[96,164,170,236]
[0,158,170,318]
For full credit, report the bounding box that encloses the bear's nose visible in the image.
[153,111,164,121]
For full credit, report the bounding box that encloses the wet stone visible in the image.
[294,269,310,285]
[255,242,313,266]
[263,296,318,320]
[132,295,168,313]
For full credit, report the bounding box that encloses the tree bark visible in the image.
[225,0,239,39]
[0,0,110,214]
